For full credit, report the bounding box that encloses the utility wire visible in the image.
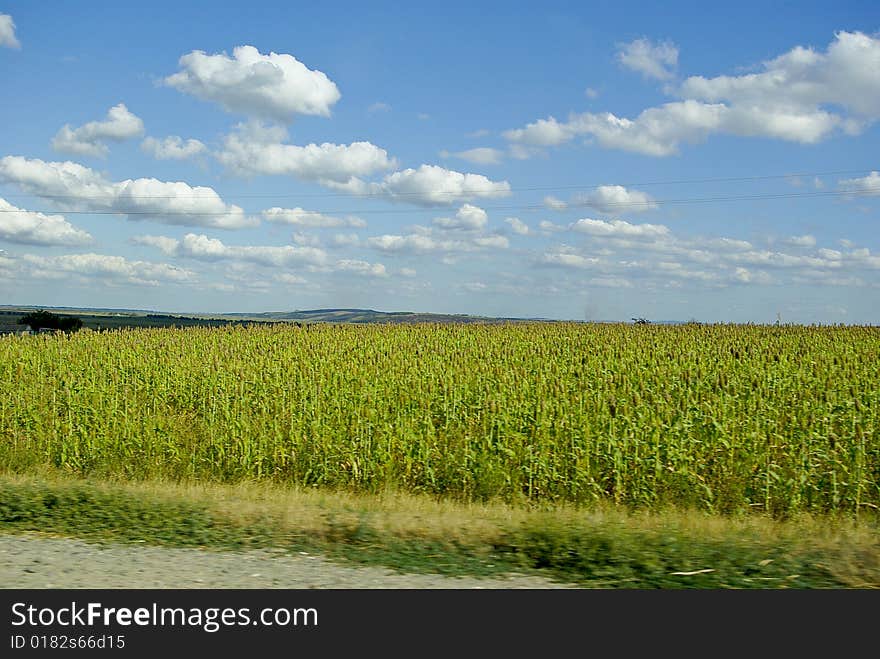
[0,188,875,216]
[0,168,874,201]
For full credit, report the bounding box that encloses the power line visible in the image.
[0,168,874,201]
[0,188,874,216]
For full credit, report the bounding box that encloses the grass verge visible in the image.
[1,471,877,588]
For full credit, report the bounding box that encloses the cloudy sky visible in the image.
[1,1,878,323]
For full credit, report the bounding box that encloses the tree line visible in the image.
[18,310,83,333]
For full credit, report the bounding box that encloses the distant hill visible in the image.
[0,305,556,332]
[219,308,551,324]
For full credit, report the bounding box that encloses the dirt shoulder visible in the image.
[0,533,575,589]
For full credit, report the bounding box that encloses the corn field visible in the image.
[1,323,878,515]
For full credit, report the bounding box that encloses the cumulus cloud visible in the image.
[543,195,568,211]
[275,273,307,285]
[785,234,817,247]
[0,198,92,246]
[141,136,207,160]
[262,207,366,228]
[505,31,880,157]
[21,253,194,287]
[432,204,488,231]
[334,259,387,277]
[336,164,511,207]
[439,147,504,165]
[539,220,565,233]
[569,218,670,239]
[217,121,396,184]
[133,232,328,268]
[503,117,572,147]
[51,104,144,158]
[506,101,726,157]
[0,14,20,49]
[529,216,879,292]
[839,171,880,196]
[539,252,601,269]
[366,226,508,255]
[367,102,391,113]
[575,185,657,214]
[590,276,634,288]
[505,217,530,235]
[0,155,254,229]
[330,233,360,247]
[616,38,679,80]
[679,31,880,119]
[164,45,341,121]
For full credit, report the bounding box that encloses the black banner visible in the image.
[1,589,875,654]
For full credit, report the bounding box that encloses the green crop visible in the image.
[1,322,877,516]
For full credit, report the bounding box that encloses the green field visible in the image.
[2,322,878,515]
[2,322,878,588]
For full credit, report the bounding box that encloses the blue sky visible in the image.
[0,1,878,322]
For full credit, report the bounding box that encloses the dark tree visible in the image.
[18,310,83,333]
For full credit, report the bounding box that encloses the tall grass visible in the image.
[1,323,877,515]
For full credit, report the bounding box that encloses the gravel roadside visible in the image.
[0,533,576,589]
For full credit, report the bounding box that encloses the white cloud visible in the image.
[539,252,601,269]
[785,234,817,247]
[839,171,880,196]
[570,218,670,239]
[503,117,572,147]
[543,195,568,211]
[141,136,207,160]
[680,31,880,119]
[0,155,254,229]
[440,147,504,165]
[338,164,511,207]
[697,237,754,252]
[732,267,768,284]
[292,232,321,247]
[134,232,328,268]
[433,204,488,231]
[164,45,341,121]
[131,234,179,255]
[817,248,842,260]
[366,224,508,255]
[0,14,20,49]
[334,259,387,277]
[473,235,509,249]
[589,276,633,288]
[539,220,565,233]
[114,179,255,229]
[505,31,880,157]
[368,102,391,113]
[505,217,530,235]
[217,121,396,184]
[575,185,657,214]
[584,87,599,99]
[262,207,366,228]
[617,38,679,80]
[504,101,726,156]
[0,198,92,246]
[275,273,307,285]
[21,253,194,287]
[367,234,437,253]
[330,233,360,247]
[51,104,144,158]
[400,267,417,277]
